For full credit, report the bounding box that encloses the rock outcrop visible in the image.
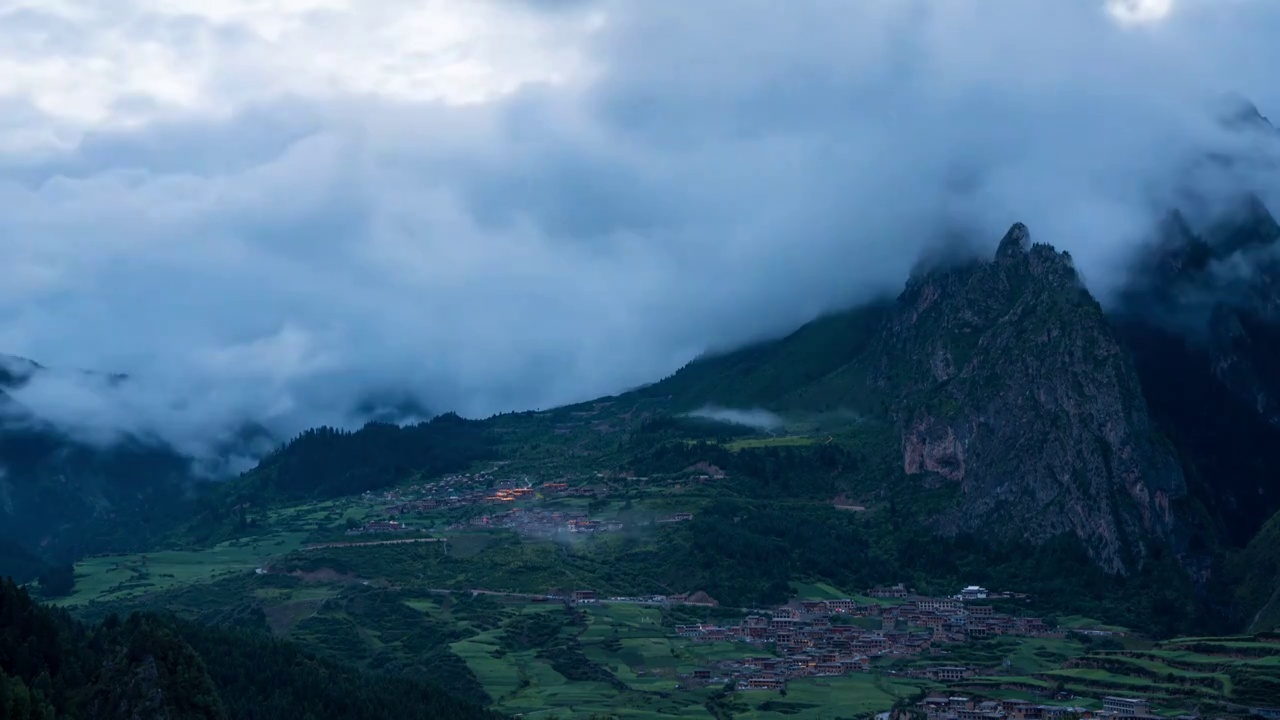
[878,224,1185,573]
[1114,196,1280,548]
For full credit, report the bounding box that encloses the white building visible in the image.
[959,585,988,601]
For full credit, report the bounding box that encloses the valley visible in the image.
[7,207,1280,719]
[44,437,1280,720]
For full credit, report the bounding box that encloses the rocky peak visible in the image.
[0,354,41,389]
[886,223,1185,573]
[1120,198,1280,417]
[1208,195,1280,259]
[995,222,1031,261]
[1215,94,1278,134]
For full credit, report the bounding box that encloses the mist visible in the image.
[684,407,786,434]
[0,0,1278,461]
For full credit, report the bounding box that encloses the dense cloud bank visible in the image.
[0,0,1276,459]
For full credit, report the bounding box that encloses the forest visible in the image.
[0,578,499,720]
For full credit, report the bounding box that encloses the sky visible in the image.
[0,0,1278,459]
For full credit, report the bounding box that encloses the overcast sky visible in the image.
[0,0,1278,458]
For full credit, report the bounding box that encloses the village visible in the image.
[351,470,695,538]
[670,584,1056,691]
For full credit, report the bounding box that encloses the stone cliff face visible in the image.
[879,224,1185,573]
[1114,197,1280,548]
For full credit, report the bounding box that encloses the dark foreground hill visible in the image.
[0,577,499,720]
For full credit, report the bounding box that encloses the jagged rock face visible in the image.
[1127,197,1280,425]
[1114,197,1280,547]
[882,224,1185,573]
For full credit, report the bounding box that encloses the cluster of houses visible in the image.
[685,653,873,691]
[918,695,1162,720]
[441,508,626,536]
[345,519,411,535]
[676,587,1055,690]
[370,472,604,518]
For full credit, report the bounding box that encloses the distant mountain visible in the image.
[0,357,205,578]
[1112,196,1280,553]
[181,413,494,544]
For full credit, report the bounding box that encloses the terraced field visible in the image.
[945,634,1280,716]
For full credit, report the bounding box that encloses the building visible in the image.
[926,666,974,682]
[1102,697,1150,717]
[744,674,784,690]
[919,598,963,613]
[868,583,909,599]
[959,586,989,601]
[571,589,597,603]
[348,520,408,534]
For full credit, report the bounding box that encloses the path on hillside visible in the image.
[300,537,448,551]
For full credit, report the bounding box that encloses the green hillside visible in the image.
[0,578,498,720]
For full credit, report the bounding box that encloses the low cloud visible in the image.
[0,0,1277,462]
[685,406,786,434]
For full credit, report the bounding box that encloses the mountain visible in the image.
[1113,197,1280,553]
[1232,508,1280,632]
[179,413,495,544]
[645,223,1187,575]
[0,375,199,581]
[0,356,200,574]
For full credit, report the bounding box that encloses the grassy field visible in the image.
[788,581,903,608]
[54,495,389,607]
[725,436,820,451]
[924,633,1280,713]
[733,674,932,720]
[1056,615,1131,633]
[55,530,310,606]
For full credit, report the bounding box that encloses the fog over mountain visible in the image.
[0,0,1277,459]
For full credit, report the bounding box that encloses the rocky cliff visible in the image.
[878,224,1185,573]
[652,222,1192,575]
[1114,197,1280,549]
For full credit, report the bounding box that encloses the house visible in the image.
[744,674,784,690]
[571,589,597,603]
[919,598,962,613]
[926,666,973,682]
[348,520,408,535]
[959,585,989,601]
[1102,697,1151,717]
[868,583,909,599]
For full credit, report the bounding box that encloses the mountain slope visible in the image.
[648,223,1187,574]
[0,360,203,581]
[0,578,500,720]
[1233,508,1280,632]
[876,225,1183,573]
[1114,198,1280,550]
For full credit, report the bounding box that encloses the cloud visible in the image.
[0,0,1278,461]
[684,407,785,434]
